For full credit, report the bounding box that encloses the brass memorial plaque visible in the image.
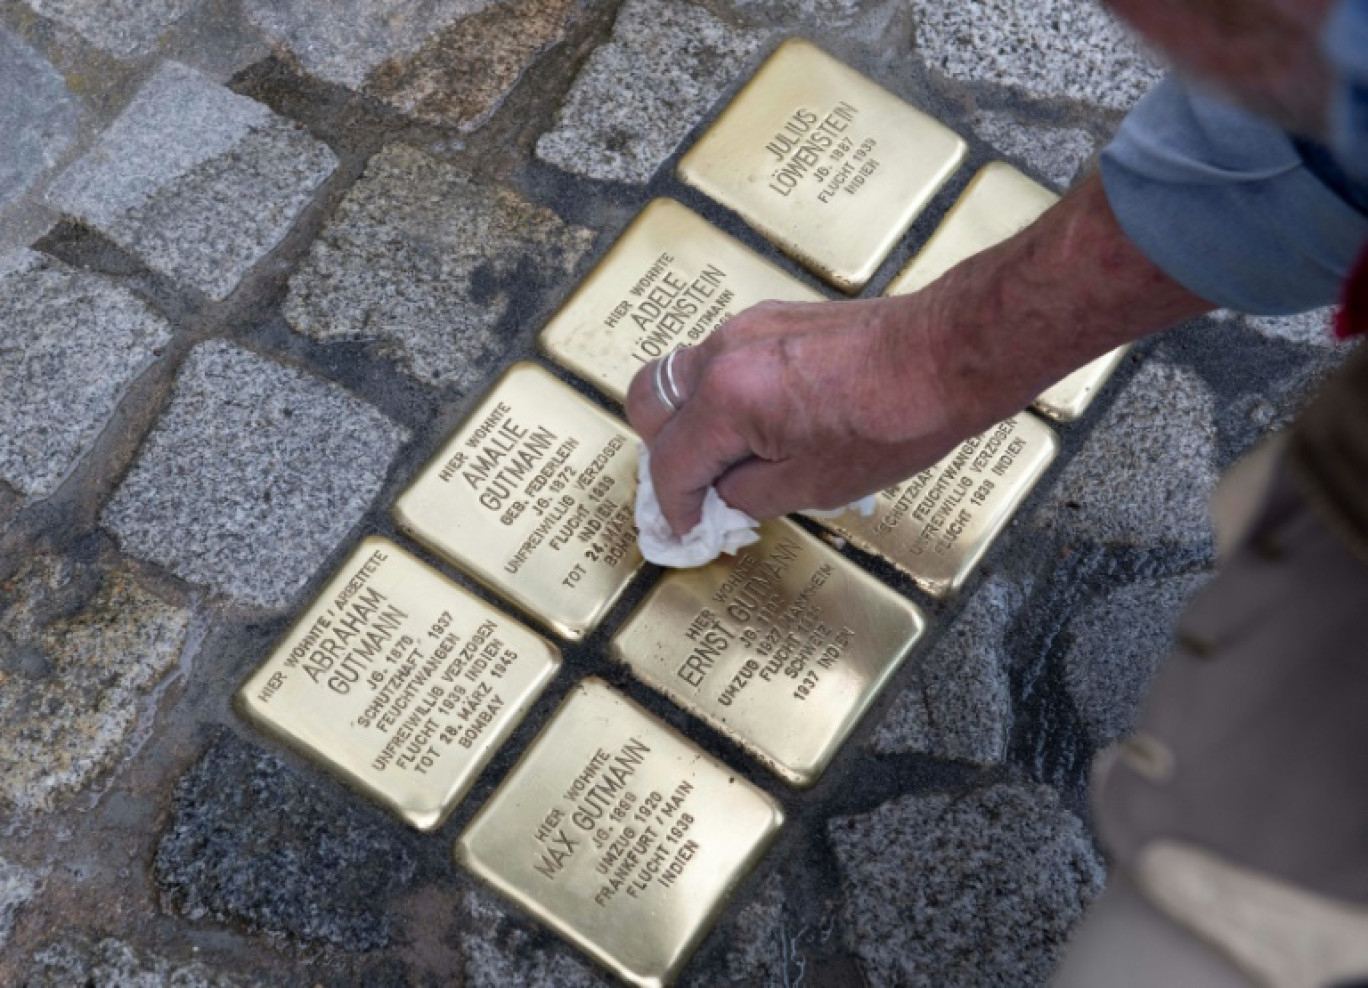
[677,39,967,293]
[885,162,1128,422]
[238,538,561,831]
[457,678,784,988]
[394,363,643,641]
[539,198,824,402]
[815,415,1058,598]
[611,520,925,787]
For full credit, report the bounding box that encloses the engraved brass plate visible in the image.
[884,162,1058,297]
[238,537,561,832]
[1032,347,1130,422]
[815,415,1058,598]
[677,38,966,293]
[394,363,643,641]
[885,162,1128,422]
[457,678,783,988]
[611,520,925,787]
[539,198,824,402]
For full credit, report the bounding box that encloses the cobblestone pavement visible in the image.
[0,1,1349,985]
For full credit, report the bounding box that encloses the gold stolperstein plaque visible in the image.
[539,198,824,402]
[457,678,783,988]
[394,363,643,641]
[611,520,925,787]
[677,38,966,293]
[238,538,561,831]
[885,162,1128,422]
[815,414,1058,598]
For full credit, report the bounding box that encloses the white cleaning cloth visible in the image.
[634,445,877,568]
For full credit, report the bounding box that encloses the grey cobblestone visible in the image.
[27,0,203,58]
[27,935,254,987]
[0,28,79,215]
[1037,360,1218,546]
[155,733,417,950]
[830,783,1104,987]
[0,859,38,951]
[103,341,408,609]
[460,887,610,987]
[0,250,172,498]
[0,555,192,817]
[536,0,766,184]
[285,143,594,388]
[870,575,1023,766]
[1243,308,1342,348]
[1065,573,1211,746]
[45,61,337,300]
[244,0,493,90]
[246,0,580,129]
[913,0,1162,110]
[972,110,1096,190]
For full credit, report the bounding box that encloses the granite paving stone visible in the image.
[913,0,1163,111]
[830,783,1104,987]
[0,484,24,537]
[26,0,203,58]
[0,251,172,498]
[870,575,1022,766]
[460,887,610,987]
[728,0,868,29]
[716,873,788,985]
[1064,573,1211,747]
[971,110,1096,190]
[154,733,417,950]
[27,936,253,987]
[103,341,409,609]
[284,143,594,388]
[244,0,497,90]
[0,555,192,818]
[0,29,79,215]
[1243,308,1341,348]
[1036,360,1218,546]
[45,61,337,300]
[535,0,766,184]
[359,0,580,130]
[246,0,580,129]
[0,859,39,951]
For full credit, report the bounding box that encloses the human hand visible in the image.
[625,293,988,535]
[625,176,1216,537]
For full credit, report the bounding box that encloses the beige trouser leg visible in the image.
[1053,441,1368,987]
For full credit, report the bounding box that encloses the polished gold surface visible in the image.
[885,162,1128,422]
[238,538,561,832]
[456,678,784,988]
[815,415,1058,598]
[1033,347,1131,422]
[539,198,824,402]
[394,363,643,641]
[677,38,966,293]
[611,519,925,787]
[884,162,1057,296]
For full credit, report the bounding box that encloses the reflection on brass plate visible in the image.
[394,363,643,641]
[611,519,924,787]
[238,537,561,831]
[677,38,966,293]
[539,198,824,402]
[456,678,783,988]
[815,415,1058,598]
[885,162,1127,421]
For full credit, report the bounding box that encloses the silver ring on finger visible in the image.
[654,348,686,413]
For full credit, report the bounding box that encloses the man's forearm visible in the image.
[908,173,1217,435]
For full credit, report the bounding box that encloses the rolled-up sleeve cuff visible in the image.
[1101,76,1368,315]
